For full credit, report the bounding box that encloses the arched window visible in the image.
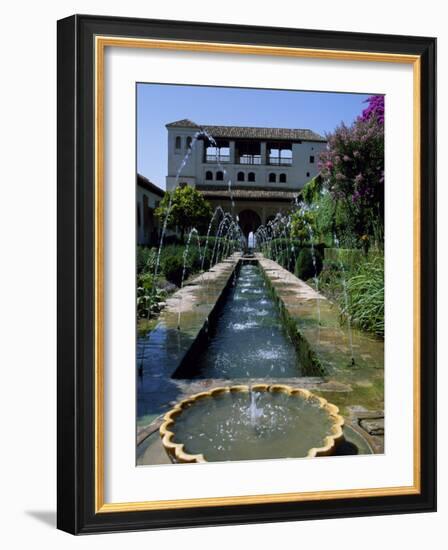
[248,172,256,182]
[216,171,224,181]
[205,171,213,180]
[269,173,276,183]
[237,171,245,182]
[175,136,181,150]
[279,173,287,183]
[186,136,192,149]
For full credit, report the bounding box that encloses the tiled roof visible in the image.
[196,185,300,202]
[137,174,165,197]
[166,119,325,142]
[165,119,199,129]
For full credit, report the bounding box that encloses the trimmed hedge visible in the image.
[294,248,323,281]
[324,248,365,272]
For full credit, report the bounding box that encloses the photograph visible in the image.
[135,84,385,465]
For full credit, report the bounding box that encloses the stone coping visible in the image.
[138,253,241,380]
[256,255,384,375]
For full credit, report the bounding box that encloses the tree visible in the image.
[318,95,385,249]
[155,185,213,242]
[290,210,317,244]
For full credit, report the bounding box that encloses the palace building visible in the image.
[165,119,327,236]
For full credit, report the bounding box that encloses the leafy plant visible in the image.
[137,246,157,274]
[294,248,323,281]
[155,185,213,242]
[315,260,343,302]
[290,210,317,244]
[136,272,166,318]
[302,175,324,205]
[343,255,384,337]
[162,253,188,286]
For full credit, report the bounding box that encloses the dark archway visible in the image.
[238,209,262,237]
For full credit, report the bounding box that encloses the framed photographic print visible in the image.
[57,14,436,534]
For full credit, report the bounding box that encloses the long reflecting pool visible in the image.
[178,263,301,379]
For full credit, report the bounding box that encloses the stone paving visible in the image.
[137,254,384,464]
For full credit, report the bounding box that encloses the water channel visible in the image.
[178,263,301,379]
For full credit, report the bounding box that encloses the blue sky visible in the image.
[137,84,371,190]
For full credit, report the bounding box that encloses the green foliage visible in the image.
[260,239,326,275]
[136,236,239,322]
[274,248,295,272]
[302,175,324,205]
[300,192,360,248]
[290,210,317,244]
[294,248,323,281]
[324,248,365,272]
[343,255,384,337]
[159,243,209,286]
[155,185,212,240]
[137,246,157,274]
[316,260,343,302]
[161,254,186,287]
[136,272,166,318]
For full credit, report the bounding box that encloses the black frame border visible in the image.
[57,14,436,534]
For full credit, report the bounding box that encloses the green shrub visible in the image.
[137,246,157,274]
[275,247,296,272]
[317,260,344,301]
[164,235,181,246]
[344,255,384,337]
[136,272,166,318]
[324,248,364,272]
[294,248,323,280]
[188,246,202,271]
[199,235,227,248]
[162,254,187,286]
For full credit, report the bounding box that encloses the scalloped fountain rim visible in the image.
[160,384,345,463]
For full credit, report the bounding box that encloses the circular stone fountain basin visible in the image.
[160,385,344,463]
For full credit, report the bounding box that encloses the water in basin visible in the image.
[171,390,335,461]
